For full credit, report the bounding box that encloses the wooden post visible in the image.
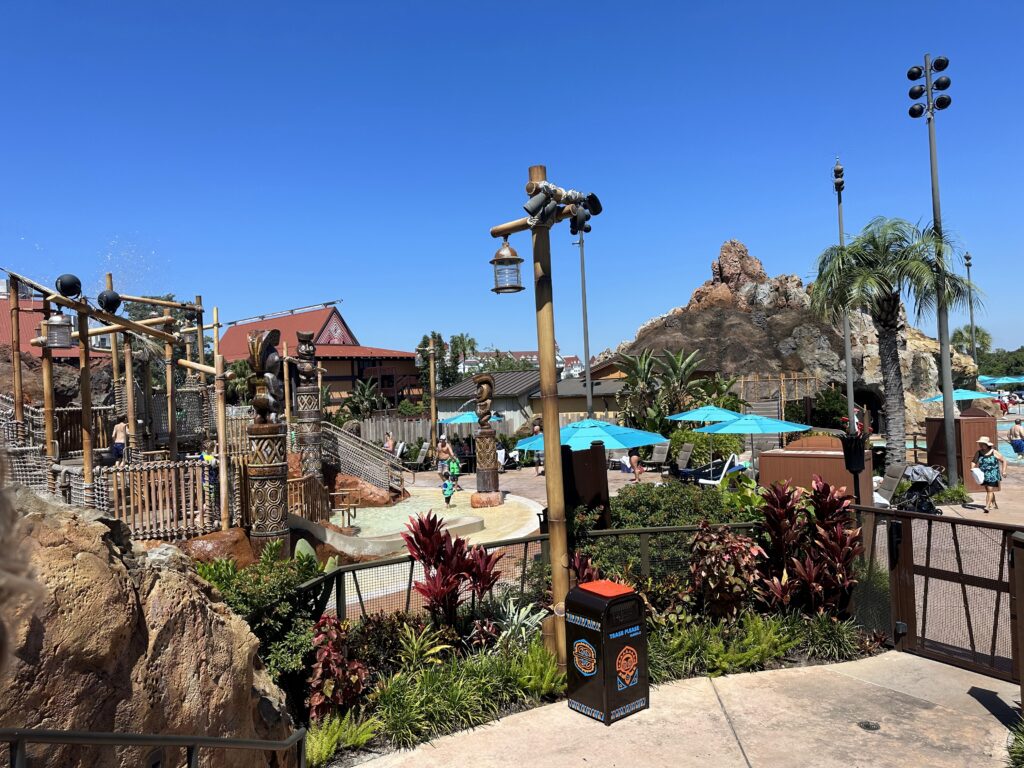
[105,273,121,389]
[9,277,23,424]
[78,309,95,508]
[215,353,229,530]
[195,294,205,384]
[212,306,220,359]
[41,301,55,460]
[283,340,292,428]
[123,331,137,453]
[164,308,177,459]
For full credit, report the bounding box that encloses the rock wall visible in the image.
[614,240,978,432]
[0,487,294,768]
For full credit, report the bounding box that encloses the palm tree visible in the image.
[691,374,747,412]
[342,378,387,420]
[449,333,478,373]
[657,349,705,414]
[812,217,978,469]
[951,324,992,358]
[616,350,661,429]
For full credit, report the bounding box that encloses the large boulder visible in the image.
[0,487,293,768]
[178,527,257,568]
[610,240,979,433]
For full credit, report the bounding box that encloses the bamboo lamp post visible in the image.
[487,165,603,671]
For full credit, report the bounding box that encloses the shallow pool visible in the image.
[331,487,541,544]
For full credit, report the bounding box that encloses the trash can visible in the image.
[565,579,649,725]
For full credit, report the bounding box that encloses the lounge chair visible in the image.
[643,443,670,473]
[403,443,430,479]
[698,454,746,487]
[662,443,694,478]
[872,462,908,508]
[393,441,406,461]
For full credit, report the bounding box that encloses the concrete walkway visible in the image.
[361,652,1017,768]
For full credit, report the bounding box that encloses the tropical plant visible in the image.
[449,333,479,372]
[685,522,764,620]
[396,398,423,417]
[951,324,991,358]
[569,551,600,584]
[657,349,705,414]
[347,612,422,682]
[515,637,566,698]
[1008,717,1024,768]
[616,350,662,429]
[493,596,548,650]
[799,613,860,662]
[689,374,747,413]
[340,378,387,420]
[307,711,380,767]
[402,512,504,626]
[812,217,978,469]
[477,349,537,372]
[397,623,452,670]
[307,616,371,721]
[265,618,315,682]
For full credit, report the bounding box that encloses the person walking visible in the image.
[628,446,645,483]
[1010,420,1024,462]
[436,434,456,481]
[972,436,1008,513]
[531,423,544,477]
[111,415,129,465]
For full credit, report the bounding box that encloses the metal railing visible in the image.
[322,422,404,492]
[1,726,306,768]
[294,522,758,622]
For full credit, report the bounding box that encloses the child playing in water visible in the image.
[442,472,455,507]
[448,455,462,491]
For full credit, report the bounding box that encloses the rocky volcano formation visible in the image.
[611,240,978,431]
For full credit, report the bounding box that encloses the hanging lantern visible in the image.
[490,238,524,294]
[43,311,74,349]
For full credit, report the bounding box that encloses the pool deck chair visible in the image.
[698,454,745,487]
[663,443,694,478]
[873,462,908,508]
[643,443,670,472]
[403,443,430,480]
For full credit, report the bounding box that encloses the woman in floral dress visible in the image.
[972,436,1008,512]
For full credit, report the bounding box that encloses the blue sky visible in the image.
[1,2,1021,359]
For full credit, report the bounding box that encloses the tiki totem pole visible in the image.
[246,330,290,556]
[470,372,503,508]
[294,331,322,480]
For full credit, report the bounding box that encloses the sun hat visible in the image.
[977,436,994,447]
[439,434,447,441]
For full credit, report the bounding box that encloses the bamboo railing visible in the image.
[55,405,114,455]
[287,473,332,525]
[96,460,216,540]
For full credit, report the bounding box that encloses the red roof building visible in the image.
[219,305,417,406]
[0,295,110,360]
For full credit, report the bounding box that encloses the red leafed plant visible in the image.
[307,615,370,722]
[686,521,764,620]
[809,523,864,616]
[570,551,601,584]
[759,481,806,580]
[403,512,503,626]
[808,476,854,529]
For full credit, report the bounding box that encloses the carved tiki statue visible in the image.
[473,372,494,428]
[247,330,285,424]
[295,331,318,386]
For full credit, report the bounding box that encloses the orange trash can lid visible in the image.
[578,579,634,598]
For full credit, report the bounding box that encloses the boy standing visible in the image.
[442,472,455,507]
[111,415,129,465]
[1010,420,1024,462]
[448,455,463,491]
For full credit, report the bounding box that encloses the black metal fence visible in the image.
[295,523,759,622]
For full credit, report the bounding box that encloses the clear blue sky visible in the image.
[2,2,1021,359]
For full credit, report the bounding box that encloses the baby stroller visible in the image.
[892,465,945,515]
[497,447,520,472]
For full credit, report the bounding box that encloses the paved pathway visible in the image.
[360,652,1016,768]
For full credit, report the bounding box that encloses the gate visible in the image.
[853,506,1021,683]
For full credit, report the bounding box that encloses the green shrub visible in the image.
[307,711,380,767]
[515,637,565,698]
[648,617,712,684]
[265,618,315,681]
[850,558,890,635]
[720,474,767,523]
[348,612,424,681]
[196,540,320,682]
[1008,717,1024,768]
[493,596,548,651]
[799,613,860,662]
[669,428,745,467]
[933,483,971,504]
[397,624,453,670]
[705,613,800,676]
[397,398,424,417]
[685,522,763,620]
[785,388,848,431]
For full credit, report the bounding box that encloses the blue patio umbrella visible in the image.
[920,389,996,403]
[988,376,1024,387]
[514,418,669,452]
[667,405,742,423]
[440,412,504,424]
[696,414,811,436]
[979,375,998,383]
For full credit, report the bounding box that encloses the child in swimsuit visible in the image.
[442,472,455,506]
[448,456,462,491]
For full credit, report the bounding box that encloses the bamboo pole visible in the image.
[123,330,137,452]
[28,314,176,346]
[164,309,177,459]
[106,273,121,388]
[78,309,95,508]
[215,353,230,530]
[195,294,205,384]
[142,359,153,450]
[212,306,220,359]
[9,277,23,423]
[283,341,292,428]
[118,293,199,311]
[41,301,55,459]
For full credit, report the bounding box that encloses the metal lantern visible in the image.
[43,311,74,349]
[491,238,524,294]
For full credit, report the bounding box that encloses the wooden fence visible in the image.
[288,474,332,525]
[358,415,519,446]
[734,373,825,404]
[95,460,216,540]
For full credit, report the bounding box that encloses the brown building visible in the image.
[218,304,417,408]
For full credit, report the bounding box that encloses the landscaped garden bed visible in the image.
[195,474,883,767]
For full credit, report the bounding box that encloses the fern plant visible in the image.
[307,710,380,767]
[515,637,565,699]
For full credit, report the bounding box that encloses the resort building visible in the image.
[435,370,541,433]
[218,303,417,408]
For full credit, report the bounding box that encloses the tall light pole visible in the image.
[416,337,439,451]
[572,230,594,418]
[488,165,602,670]
[833,159,864,504]
[908,53,958,486]
[964,252,978,362]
